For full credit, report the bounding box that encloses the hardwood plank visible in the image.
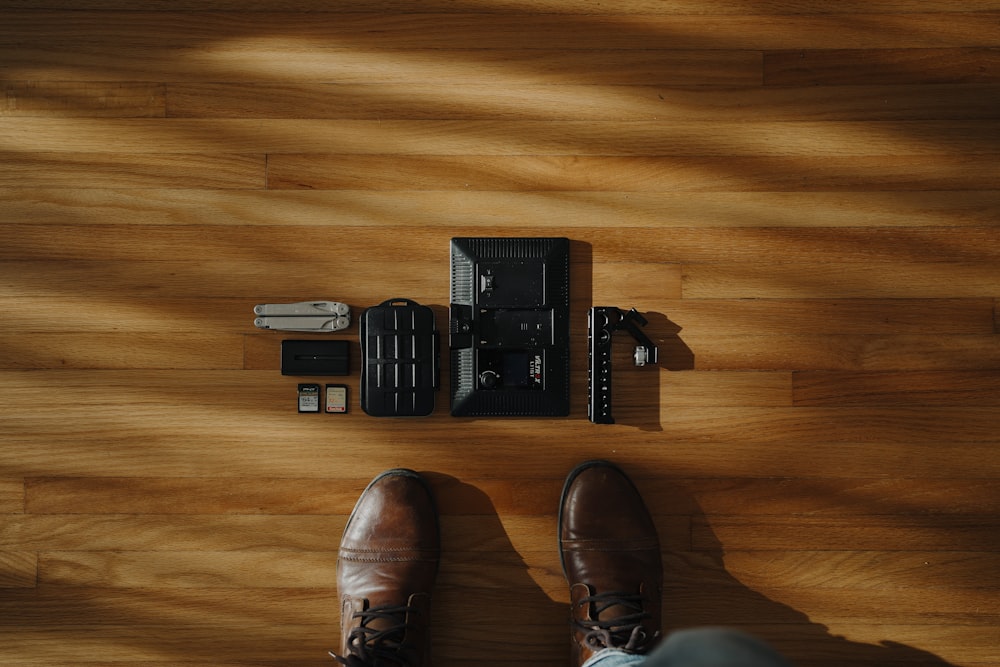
[0,333,245,369]
[0,297,255,333]
[23,476,532,516]
[6,581,992,632]
[26,476,1000,517]
[6,190,1000,228]
[3,402,999,478]
[0,587,338,626]
[0,153,263,188]
[0,551,35,588]
[2,514,686,556]
[2,514,348,552]
[0,46,761,86]
[7,226,1000,265]
[0,590,981,664]
[664,299,997,336]
[165,82,1000,121]
[1,82,165,117]
[645,371,792,407]
[696,550,1000,590]
[683,263,1000,298]
[651,407,1000,447]
[662,478,1000,516]
[0,479,24,513]
[694,515,1000,551]
[7,119,1000,156]
[3,1,1000,13]
[1,4,998,664]
[793,370,1000,406]
[0,260,452,302]
[268,154,1000,191]
[676,582,1000,622]
[5,435,999,481]
[0,584,562,633]
[9,258,999,306]
[3,12,998,50]
[743,624,992,667]
[38,548,580,591]
[0,627,333,665]
[33,547,977,614]
[684,334,1000,371]
[38,551,341,588]
[34,551,1000,610]
[766,48,1000,86]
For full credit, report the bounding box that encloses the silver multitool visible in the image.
[253,301,351,332]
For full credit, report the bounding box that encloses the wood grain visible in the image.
[5,225,1000,264]
[164,83,1000,121]
[267,155,1000,191]
[1,82,165,118]
[2,2,998,666]
[0,47,762,86]
[2,12,998,50]
[793,370,1000,406]
[683,263,1000,298]
[7,119,1000,155]
[0,153,263,188]
[0,333,245,369]
[7,190,1000,228]
[2,0,1000,12]
[0,552,36,588]
[24,476,1000,516]
[765,48,1000,86]
[0,479,24,513]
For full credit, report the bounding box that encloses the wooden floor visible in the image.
[2,1,999,665]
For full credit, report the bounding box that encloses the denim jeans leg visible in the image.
[581,649,647,667]
[639,628,793,667]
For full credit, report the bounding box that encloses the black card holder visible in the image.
[360,298,439,417]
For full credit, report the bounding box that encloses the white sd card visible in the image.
[325,384,348,413]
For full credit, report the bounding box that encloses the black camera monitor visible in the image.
[449,237,571,417]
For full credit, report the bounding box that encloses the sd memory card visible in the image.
[325,384,348,413]
[297,383,321,413]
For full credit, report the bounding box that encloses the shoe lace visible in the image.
[576,590,657,654]
[330,604,420,667]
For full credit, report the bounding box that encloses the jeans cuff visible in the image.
[582,648,646,667]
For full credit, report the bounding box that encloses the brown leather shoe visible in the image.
[559,460,663,666]
[333,469,440,667]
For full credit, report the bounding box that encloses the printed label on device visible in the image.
[297,384,321,413]
[325,384,348,413]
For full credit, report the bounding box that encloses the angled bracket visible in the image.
[588,307,659,424]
